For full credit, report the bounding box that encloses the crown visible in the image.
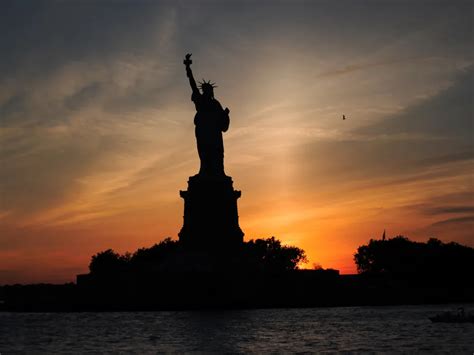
[198,79,217,89]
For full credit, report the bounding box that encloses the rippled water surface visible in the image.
[1,305,473,352]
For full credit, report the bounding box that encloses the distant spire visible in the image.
[382,229,386,241]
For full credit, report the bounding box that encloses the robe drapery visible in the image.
[191,91,229,176]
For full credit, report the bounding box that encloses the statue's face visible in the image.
[202,86,213,98]
[202,88,214,98]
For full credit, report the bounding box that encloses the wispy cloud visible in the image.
[431,216,474,227]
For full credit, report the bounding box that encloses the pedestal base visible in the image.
[179,174,244,250]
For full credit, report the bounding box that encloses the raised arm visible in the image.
[183,53,199,96]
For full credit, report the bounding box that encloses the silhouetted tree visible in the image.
[354,235,474,279]
[89,249,130,274]
[243,237,307,272]
[130,237,180,271]
[88,236,307,275]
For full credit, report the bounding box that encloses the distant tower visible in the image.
[382,229,386,241]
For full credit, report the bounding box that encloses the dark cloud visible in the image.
[425,206,474,215]
[0,94,28,120]
[64,82,103,111]
[1,0,471,83]
[417,151,473,167]
[424,213,474,246]
[296,65,473,187]
[0,1,166,79]
[431,215,474,227]
[356,66,473,143]
[420,191,474,207]
[296,138,472,189]
[403,202,474,216]
[399,199,473,246]
[0,94,31,128]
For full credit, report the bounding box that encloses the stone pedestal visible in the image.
[179,175,244,249]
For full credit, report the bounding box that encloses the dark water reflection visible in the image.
[1,304,473,352]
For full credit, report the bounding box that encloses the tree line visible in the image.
[354,235,474,278]
[89,237,307,275]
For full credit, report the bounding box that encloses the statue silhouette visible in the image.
[179,54,243,249]
[184,53,230,177]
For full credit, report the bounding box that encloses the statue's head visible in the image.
[199,80,217,99]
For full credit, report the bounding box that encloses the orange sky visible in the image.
[0,1,472,284]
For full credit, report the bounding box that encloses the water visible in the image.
[1,305,473,353]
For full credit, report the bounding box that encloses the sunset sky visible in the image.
[1,0,472,284]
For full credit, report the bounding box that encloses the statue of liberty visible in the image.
[179,54,244,248]
[184,53,230,177]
